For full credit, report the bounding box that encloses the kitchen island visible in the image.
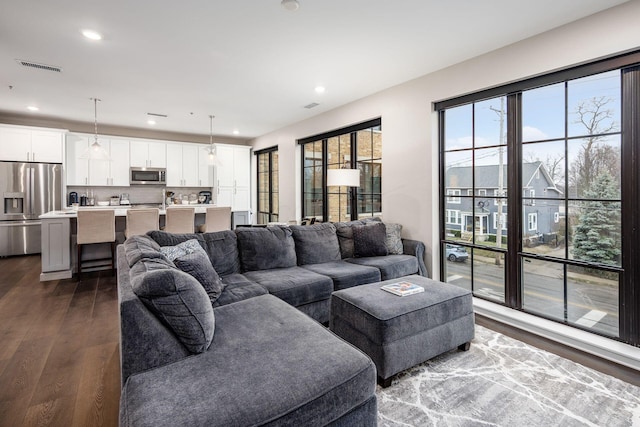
[38,205,241,281]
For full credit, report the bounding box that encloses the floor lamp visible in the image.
[327,168,360,221]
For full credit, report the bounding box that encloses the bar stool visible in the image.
[201,206,232,232]
[76,209,116,281]
[165,207,195,233]
[125,208,160,238]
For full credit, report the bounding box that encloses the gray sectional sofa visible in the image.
[117,219,427,426]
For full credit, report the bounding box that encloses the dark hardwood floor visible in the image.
[0,255,120,427]
[0,255,637,426]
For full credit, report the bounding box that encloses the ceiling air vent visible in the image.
[147,112,168,117]
[16,59,62,73]
[304,102,319,109]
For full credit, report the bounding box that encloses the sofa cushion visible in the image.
[353,222,388,257]
[346,254,419,281]
[173,250,225,304]
[214,274,268,308]
[302,261,381,291]
[235,226,297,272]
[335,217,382,258]
[385,222,404,255]
[131,262,215,354]
[123,235,166,267]
[242,266,333,307]
[119,295,376,427]
[200,230,241,276]
[290,223,341,265]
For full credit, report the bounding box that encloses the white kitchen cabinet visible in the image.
[0,125,64,163]
[89,138,130,186]
[214,144,251,210]
[66,133,129,186]
[166,143,205,187]
[66,136,90,185]
[130,140,166,168]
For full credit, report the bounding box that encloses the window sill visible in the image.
[473,298,640,371]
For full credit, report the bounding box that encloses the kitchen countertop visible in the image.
[39,204,217,219]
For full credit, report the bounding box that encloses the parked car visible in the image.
[446,244,468,262]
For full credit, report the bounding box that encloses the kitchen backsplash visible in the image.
[67,185,213,206]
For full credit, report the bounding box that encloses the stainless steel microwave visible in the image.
[130,167,166,185]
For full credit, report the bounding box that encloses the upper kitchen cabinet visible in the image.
[198,146,214,188]
[0,125,64,163]
[214,144,251,210]
[66,133,129,186]
[166,143,200,187]
[89,138,130,186]
[130,140,166,168]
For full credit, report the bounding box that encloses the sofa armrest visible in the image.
[402,238,429,277]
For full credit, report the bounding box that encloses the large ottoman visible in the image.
[330,274,474,387]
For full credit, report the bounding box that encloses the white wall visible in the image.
[251,0,640,277]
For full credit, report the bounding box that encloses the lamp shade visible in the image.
[327,169,360,187]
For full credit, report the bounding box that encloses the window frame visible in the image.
[255,146,278,224]
[437,49,640,347]
[298,118,382,222]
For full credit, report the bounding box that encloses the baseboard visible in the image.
[40,269,73,281]
[473,298,640,371]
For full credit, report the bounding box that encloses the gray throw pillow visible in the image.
[147,230,205,249]
[132,267,215,354]
[235,226,297,272]
[123,235,166,267]
[174,250,225,303]
[335,217,382,258]
[384,222,403,255]
[160,239,202,261]
[290,223,341,265]
[353,222,388,257]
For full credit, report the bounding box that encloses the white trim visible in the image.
[528,212,538,231]
[474,298,640,371]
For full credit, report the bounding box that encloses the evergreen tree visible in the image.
[572,172,621,265]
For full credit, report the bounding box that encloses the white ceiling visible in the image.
[0,0,629,139]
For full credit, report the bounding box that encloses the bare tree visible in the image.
[569,96,619,196]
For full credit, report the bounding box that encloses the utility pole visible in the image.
[490,98,505,266]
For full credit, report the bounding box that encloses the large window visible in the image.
[256,146,278,224]
[300,118,382,222]
[438,51,640,347]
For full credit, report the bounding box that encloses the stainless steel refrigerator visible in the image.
[0,161,62,256]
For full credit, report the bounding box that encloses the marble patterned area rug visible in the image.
[376,325,640,426]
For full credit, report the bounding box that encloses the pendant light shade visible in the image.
[205,115,220,166]
[79,97,110,160]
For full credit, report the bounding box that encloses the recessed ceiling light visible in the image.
[315,86,326,94]
[147,119,156,125]
[81,29,102,41]
[281,0,299,11]
[27,106,39,112]
[233,130,239,135]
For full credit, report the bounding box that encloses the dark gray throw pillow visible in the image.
[132,267,215,354]
[174,250,225,303]
[353,222,388,258]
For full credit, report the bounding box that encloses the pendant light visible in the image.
[80,97,110,160]
[205,115,219,165]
